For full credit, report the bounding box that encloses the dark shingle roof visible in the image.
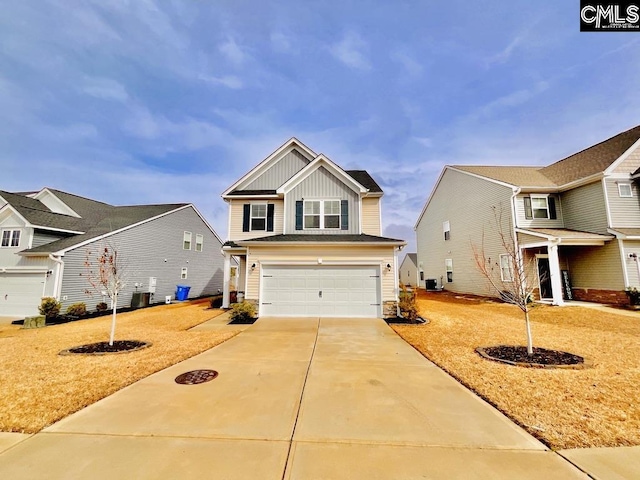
[346,170,383,193]
[239,234,404,243]
[2,189,188,254]
[227,189,278,196]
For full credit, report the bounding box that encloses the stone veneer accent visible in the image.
[383,301,398,318]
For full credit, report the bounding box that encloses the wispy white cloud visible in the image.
[270,31,298,54]
[329,32,371,70]
[391,51,423,77]
[199,74,244,90]
[82,77,129,102]
[219,37,248,65]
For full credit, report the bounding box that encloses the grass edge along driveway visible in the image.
[0,300,240,433]
[392,291,640,450]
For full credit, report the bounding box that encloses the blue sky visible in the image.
[2,1,639,253]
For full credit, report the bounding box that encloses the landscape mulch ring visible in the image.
[391,290,640,450]
[0,299,240,434]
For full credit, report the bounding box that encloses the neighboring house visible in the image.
[221,137,406,318]
[0,188,224,317]
[415,125,640,306]
[399,253,420,287]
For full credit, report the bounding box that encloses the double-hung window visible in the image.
[1,230,20,247]
[183,231,192,250]
[445,258,453,283]
[524,195,557,220]
[443,221,450,241]
[304,200,340,229]
[195,234,203,252]
[499,254,513,282]
[250,204,267,231]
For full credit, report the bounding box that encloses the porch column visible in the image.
[548,243,564,306]
[222,251,231,309]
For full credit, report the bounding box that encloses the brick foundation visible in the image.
[570,288,628,306]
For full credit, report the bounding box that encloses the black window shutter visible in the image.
[548,196,557,220]
[267,204,275,232]
[524,197,533,219]
[341,200,349,230]
[242,204,250,232]
[295,201,303,230]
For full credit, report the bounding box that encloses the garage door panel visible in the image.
[261,266,381,318]
[0,273,44,317]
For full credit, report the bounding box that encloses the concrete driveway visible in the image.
[0,317,587,479]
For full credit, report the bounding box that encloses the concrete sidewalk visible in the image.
[0,317,619,478]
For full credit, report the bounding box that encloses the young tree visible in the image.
[82,244,128,346]
[471,206,540,355]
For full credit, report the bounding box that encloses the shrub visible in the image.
[66,302,87,317]
[39,297,62,319]
[625,287,640,305]
[398,284,418,323]
[230,301,256,322]
[209,295,223,309]
[96,302,109,312]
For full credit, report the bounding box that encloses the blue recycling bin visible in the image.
[175,285,191,301]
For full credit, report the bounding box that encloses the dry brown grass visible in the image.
[392,290,640,450]
[0,300,239,433]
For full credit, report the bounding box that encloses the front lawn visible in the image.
[0,300,239,433]
[392,290,640,450]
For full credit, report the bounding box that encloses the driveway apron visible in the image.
[0,317,587,479]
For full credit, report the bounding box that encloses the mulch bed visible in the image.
[60,340,151,356]
[477,345,586,369]
[228,316,258,325]
[385,316,429,325]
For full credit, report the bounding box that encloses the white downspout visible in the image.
[222,251,231,309]
[394,246,401,317]
[48,254,64,299]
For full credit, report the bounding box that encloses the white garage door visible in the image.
[0,273,45,317]
[261,265,381,317]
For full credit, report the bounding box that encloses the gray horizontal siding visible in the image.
[244,149,309,190]
[605,178,640,228]
[286,166,359,235]
[59,206,224,311]
[416,168,514,296]
[562,181,608,234]
[32,230,67,248]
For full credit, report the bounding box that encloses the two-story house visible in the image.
[0,188,224,317]
[415,124,640,306]
[221,138,405,318]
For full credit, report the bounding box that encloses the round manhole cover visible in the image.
[175,369,219,385]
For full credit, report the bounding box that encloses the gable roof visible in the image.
[223,138,383,197]
[401,253,417,268]
[1,188,201,255]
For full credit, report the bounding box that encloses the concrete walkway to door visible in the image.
[0,317,587,479]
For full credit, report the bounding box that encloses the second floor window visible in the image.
[183,231,192,250]
[195,234,203,252]
[304,200,341,229]
[524,195,557,220]
[1,229,20,247]
[618,183,633,197]
[443,221,450,241]
[251,204,267,231]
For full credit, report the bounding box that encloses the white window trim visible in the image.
[443,220,450,241]
[618,183,633,198]
[303,199,341,230]
[183,231,192,250]
[195,234,204,252]
[499,254,514,282]
[250,203,268,232]
[181,267,188,280]
[445,258,453,283]
[1,229,21,248]
[530,194,550,219]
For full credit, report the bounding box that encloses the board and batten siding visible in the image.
[244,149,310,191]
[416,168,514,296]
[563,241,624,291]
[514,194,564,229]
[361,197,381,235]
[604,178,640,228]
[286,166,359,235]
[244,245,396,303]
[228,199,284,241]
[59,206,224,311]
[561,181,609,234]
[612,143,640,174]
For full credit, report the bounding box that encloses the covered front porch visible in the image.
[516,228,615,306]
[221,242,247,309]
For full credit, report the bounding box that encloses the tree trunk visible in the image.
[109,292,117,346]
[524,308,533,355]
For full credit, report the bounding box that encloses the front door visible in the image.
[537,257,552,299]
